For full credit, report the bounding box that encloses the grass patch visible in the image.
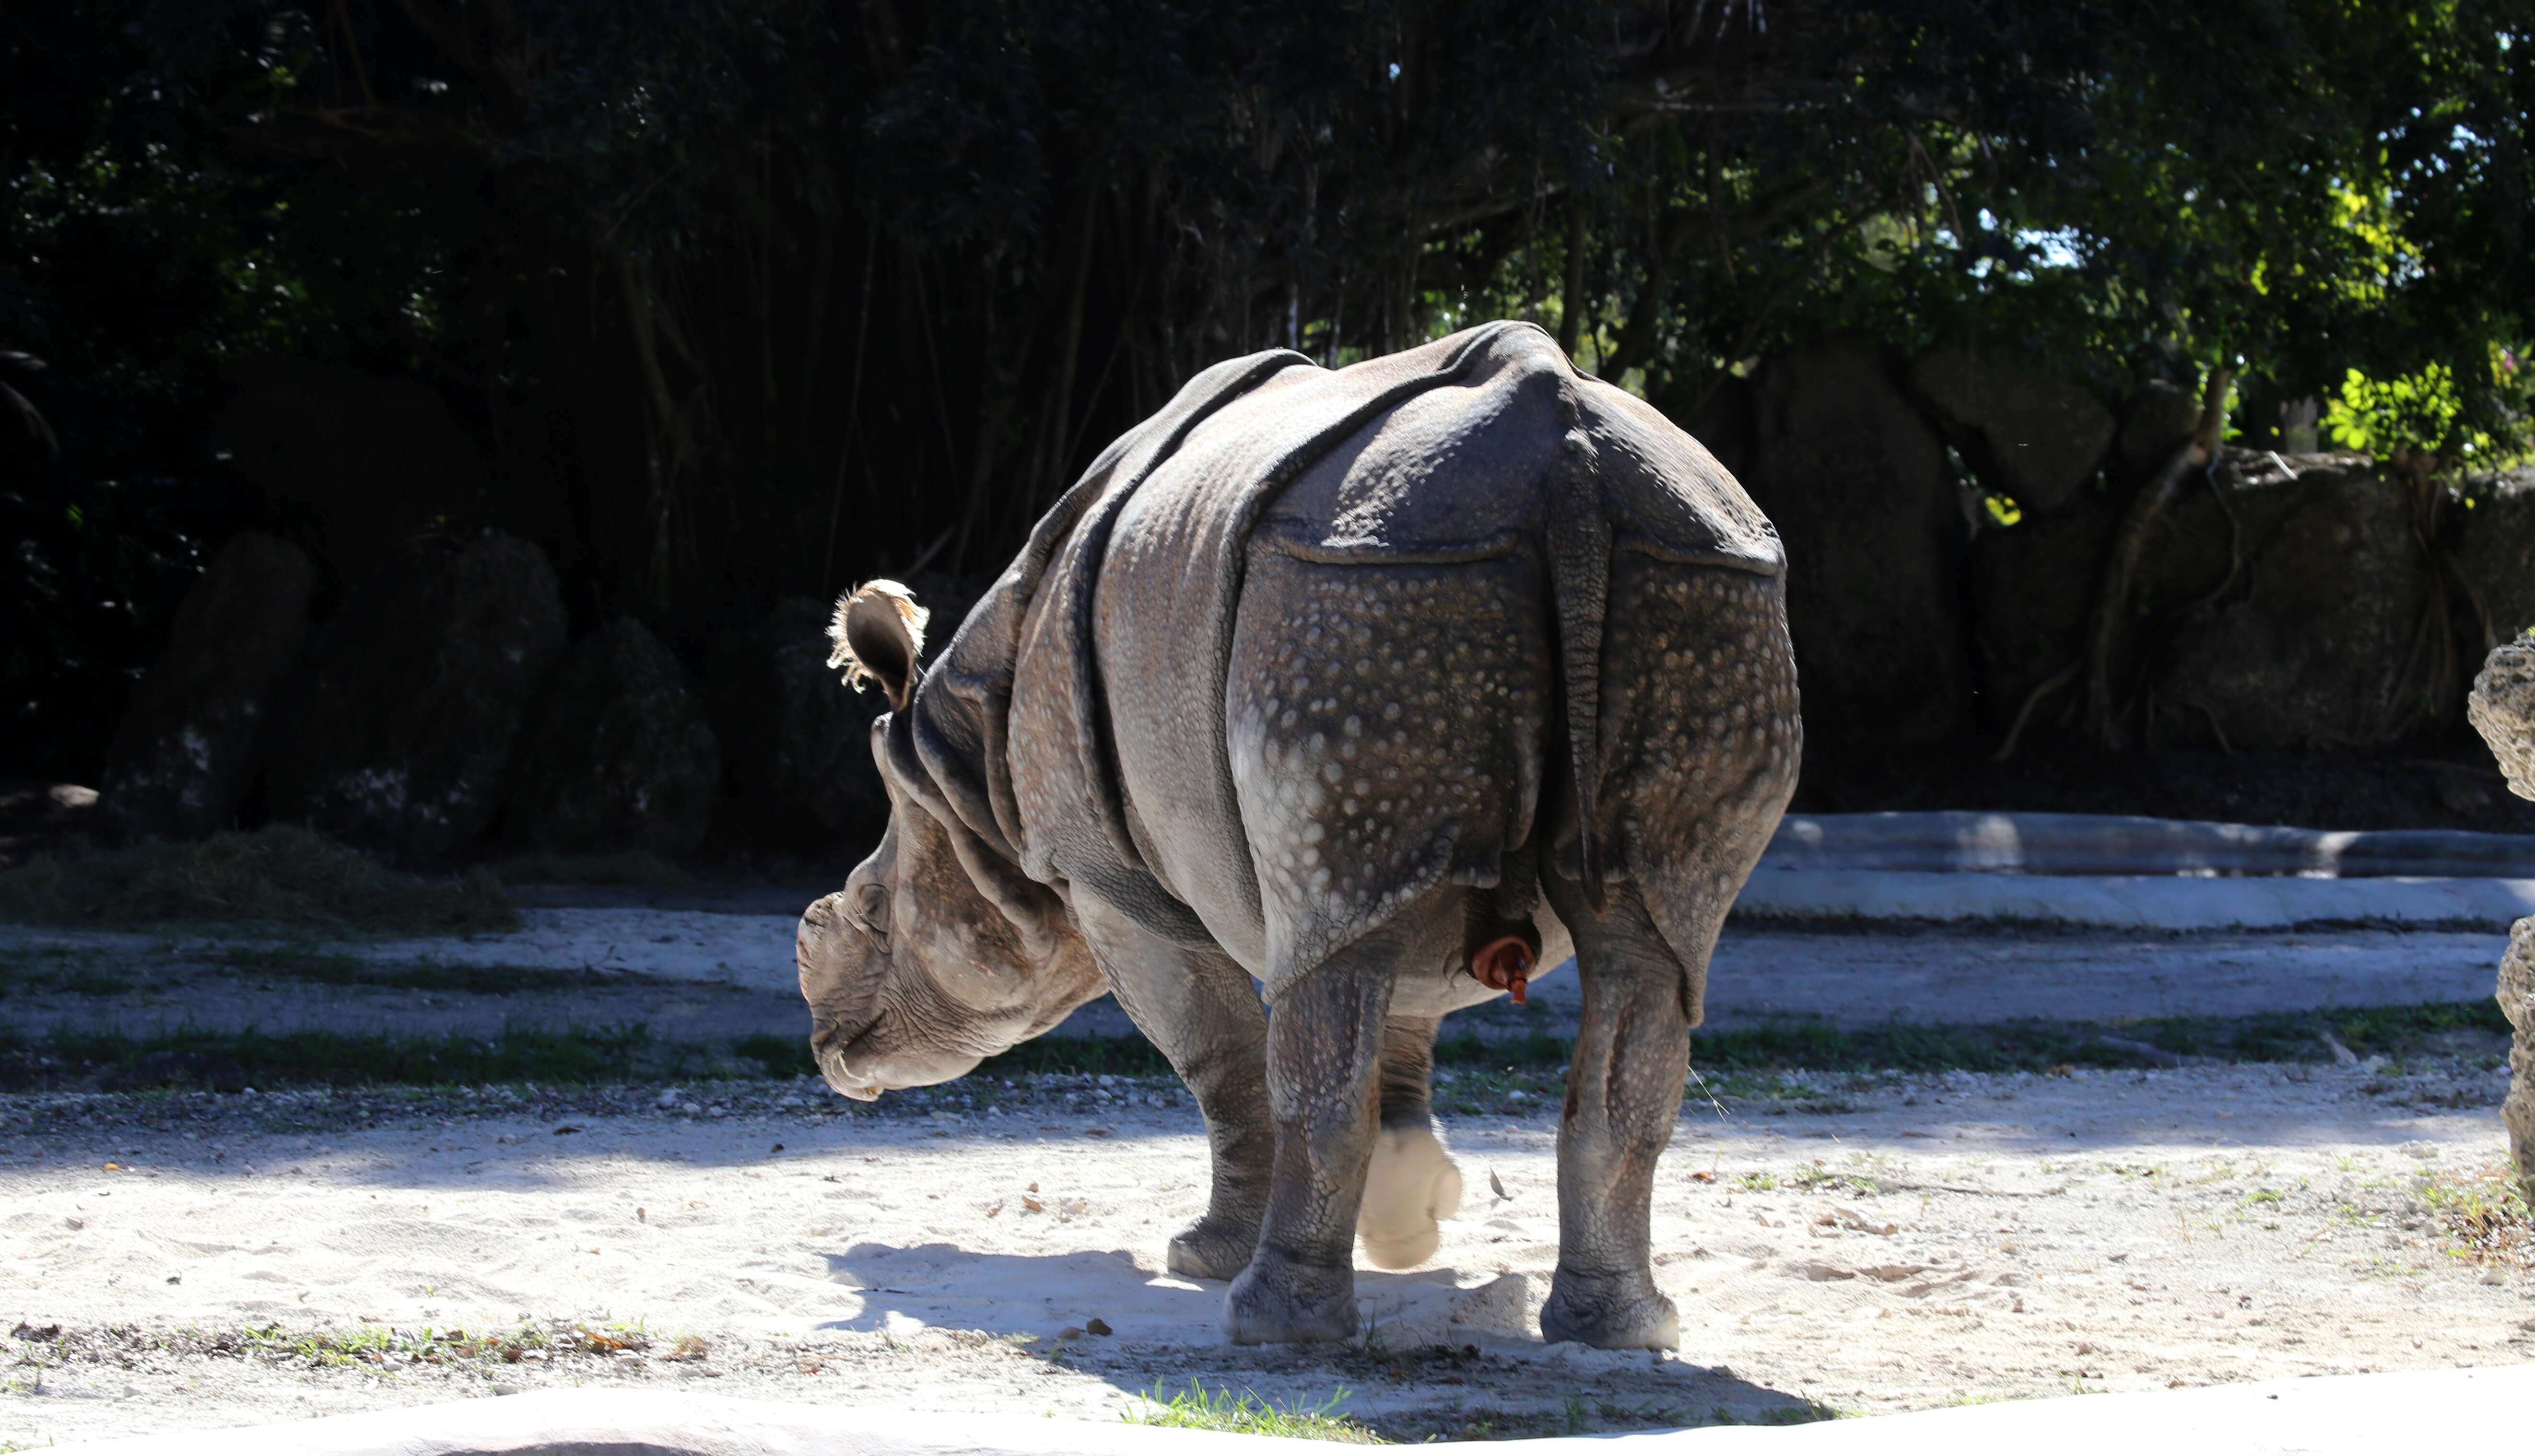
[2417,1163,2535,1267]
[1127,1382,1385,1443]
[235,1320,559,1368]
[978,1034,1174,1080]
[0,826,516,936]
[0,1023,686,1092]
[938,1000,2512,1108]
[201,946,609,994]
[1,1001,2506,1097]
[733,1031,816,1078]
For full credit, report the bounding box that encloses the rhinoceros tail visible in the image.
[1547,381,1612,914]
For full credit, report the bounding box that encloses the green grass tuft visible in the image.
[1127,1382,1385,1443]
[0,1023,657,1091]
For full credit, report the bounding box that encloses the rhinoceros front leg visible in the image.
[1071,898,1274,1282]
[1536,874,1691,1350]
[1224,934,1399,1344]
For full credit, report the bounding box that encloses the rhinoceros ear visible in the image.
[829,579,930,711]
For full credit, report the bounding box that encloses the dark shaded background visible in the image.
[6,1,2534,861]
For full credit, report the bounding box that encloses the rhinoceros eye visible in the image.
[851,880,892,943]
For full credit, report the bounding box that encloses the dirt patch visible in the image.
[2,1061,2528,1447]
[0,826,515,936]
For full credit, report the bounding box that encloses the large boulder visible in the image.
[2452,468,2535,643]
[710,575,991,850]
[262,533,568,861]
[505,619,721,855]
[1733,337,1971,745]
[99,533,315,839]
[2114,379,2204,482]
[1970,487,2119,727]
[2466,641,2535,1211]
[708,598,891,848]
[1908,349,2115,514]
[2139,452,2429,750]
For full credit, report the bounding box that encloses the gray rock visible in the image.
[2144,453,2428,750]
[2451,469,2535,643]
[2117,379,2203,480]
[1972,488,2117,728]
[2471,643,2535,1207]
[100,533,315,839]
[2471,642,2535,802]
[505,618,721,855]
[2501,919,2535,1212]
[1738,337,1969,745]
[262,533,568,860]
[708,598,890,847]
[1909,350,2115,514]
[709,580,989,850]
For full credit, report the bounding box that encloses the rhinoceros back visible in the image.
[987,320,1785,1000]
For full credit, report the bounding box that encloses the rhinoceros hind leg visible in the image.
[1536,874,1692,1351]
[1224,933,1401,1343]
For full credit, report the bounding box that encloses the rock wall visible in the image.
[1724,337,1972,745]
[2453,469,2535,642]
[262,533,569,861]
[505,618,722,856]
[2139,454,2432,750]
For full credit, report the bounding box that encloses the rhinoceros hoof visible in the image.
[1540,1274,1679,1350]
[1358,1123,1464,1270]
[1223,1252,1357,1345]
[1166,1212,1260,1283]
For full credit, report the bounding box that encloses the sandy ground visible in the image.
[4,1058,2529,1447]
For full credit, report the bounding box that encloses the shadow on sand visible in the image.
[814,1240,1831,1437]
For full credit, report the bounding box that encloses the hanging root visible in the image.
[2080,365,2234,748]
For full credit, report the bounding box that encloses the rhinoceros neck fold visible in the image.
[881,346,1316,956]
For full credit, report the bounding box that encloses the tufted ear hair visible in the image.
[828,580,931,711]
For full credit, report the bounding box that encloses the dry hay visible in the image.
[0,825,516,936]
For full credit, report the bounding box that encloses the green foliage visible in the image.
[2326,349,2535,466]
[9,2,2534,771]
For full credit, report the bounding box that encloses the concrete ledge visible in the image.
[1734,866,2535,931]
[47,1365,2530,1455]
[1765,810,2535,878]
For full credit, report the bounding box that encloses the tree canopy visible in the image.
[6,0,2532,776]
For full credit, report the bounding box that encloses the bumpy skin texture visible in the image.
[797,321,1798,1349]
[2497,920,2535,1214]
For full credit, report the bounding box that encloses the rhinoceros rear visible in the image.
[1034,321,1797,1009]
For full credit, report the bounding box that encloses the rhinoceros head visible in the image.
[798,582,1103,1101]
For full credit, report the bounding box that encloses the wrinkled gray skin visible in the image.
[799,322,1799,1350]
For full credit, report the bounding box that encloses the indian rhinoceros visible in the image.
[796,320,1798,1349]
